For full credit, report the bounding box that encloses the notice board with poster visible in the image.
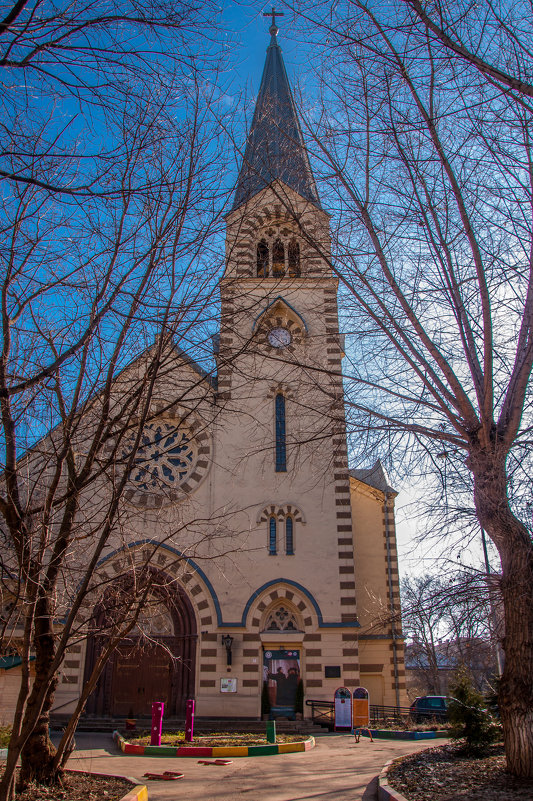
[334,687,353,730]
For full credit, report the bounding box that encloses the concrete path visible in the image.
[56,731,437,801]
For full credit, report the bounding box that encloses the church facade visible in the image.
[3,23,406,723]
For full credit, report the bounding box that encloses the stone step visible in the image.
[50,715,326,734]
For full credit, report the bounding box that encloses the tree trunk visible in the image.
[18,596,60,790]
[18,680,58,789]
[471,450,533,777]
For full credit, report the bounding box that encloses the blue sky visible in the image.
[220,2,310,102]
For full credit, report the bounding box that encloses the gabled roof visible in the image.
[232,25,321,211]
[350,459,397,494]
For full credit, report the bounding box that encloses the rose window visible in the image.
[263,606,301,632]
[129,423,196,492]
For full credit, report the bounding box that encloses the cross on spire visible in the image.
[263,6,284,28]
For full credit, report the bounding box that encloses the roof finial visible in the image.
[263,6,284,42]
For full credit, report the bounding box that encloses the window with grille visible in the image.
[286,516,294,554]
[275,393,286,472]
[269,516,277,555]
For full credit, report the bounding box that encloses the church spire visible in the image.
[232,14,321,211]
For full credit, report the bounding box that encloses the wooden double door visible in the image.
[110,640,173,717]
[85,633,197,718]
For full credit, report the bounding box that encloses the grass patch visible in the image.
[125,730,304,747]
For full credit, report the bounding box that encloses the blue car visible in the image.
[409,695,449,722]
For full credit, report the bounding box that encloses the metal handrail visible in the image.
[306,699,446,727]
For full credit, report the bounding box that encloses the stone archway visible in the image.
[84,573,197,718]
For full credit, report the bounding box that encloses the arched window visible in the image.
[257,239,269,277]
[261,602,302,632]
[269,516,277,555]
[272,238,285,277]
[288,239,300,277]
[275,393,286,472]
[285,515,294,554]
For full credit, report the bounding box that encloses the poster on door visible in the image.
[263,649,300,717]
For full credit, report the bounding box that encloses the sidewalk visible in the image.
[58,731,437,801]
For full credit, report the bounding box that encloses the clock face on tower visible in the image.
[267,327,292,348]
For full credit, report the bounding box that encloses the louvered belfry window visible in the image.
[257,239,269,277]
[272,238,285,277]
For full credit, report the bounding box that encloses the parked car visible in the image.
[409,695,449,722]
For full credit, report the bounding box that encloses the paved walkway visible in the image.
[57,732,436,801]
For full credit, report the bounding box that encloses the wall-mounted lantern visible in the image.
[221,634,234,666]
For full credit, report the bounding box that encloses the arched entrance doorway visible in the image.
[85,574,197,717]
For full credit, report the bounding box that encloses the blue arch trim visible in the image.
[95,546,360,630]
[96,540,224,627]
[234,578,360,629]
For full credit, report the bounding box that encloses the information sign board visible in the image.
[353,687,370,727]
[334,687,352,730]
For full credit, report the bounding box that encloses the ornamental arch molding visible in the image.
[76,541,218,631]
[256,503,305,525]
[242,581,319,631]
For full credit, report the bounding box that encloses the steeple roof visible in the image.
[232,24,321,211]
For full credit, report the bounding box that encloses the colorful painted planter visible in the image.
[113,730,314,758]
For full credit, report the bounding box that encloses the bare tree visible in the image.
[402,571,498,697]
[0,3,234,798]
[284,0,533,776]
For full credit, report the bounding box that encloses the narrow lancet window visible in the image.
[272,238,285,277]
[257,239,269,277]
[275,393,287,472]
[288,240,300,277]
[286,515,294,554]
[269,516,277,554]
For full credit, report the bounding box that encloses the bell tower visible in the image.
[210,17,361,713]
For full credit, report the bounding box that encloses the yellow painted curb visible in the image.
[120,784,148,801]
[212,746,249,757]
[278,741,305,753]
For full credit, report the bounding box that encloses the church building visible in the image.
[2,20,406,723]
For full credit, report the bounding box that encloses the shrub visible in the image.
[295,679,304,714]
[261,682,271,716]
[448,666,501,755]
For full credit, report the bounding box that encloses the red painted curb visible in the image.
[175,746,213,757]
[124,743,146,755]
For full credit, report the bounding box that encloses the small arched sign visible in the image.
[334,686,352,731]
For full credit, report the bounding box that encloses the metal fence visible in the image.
[305,699,445,729]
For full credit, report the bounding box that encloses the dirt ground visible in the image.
[387,743,533,801]
[0,771,131,801]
